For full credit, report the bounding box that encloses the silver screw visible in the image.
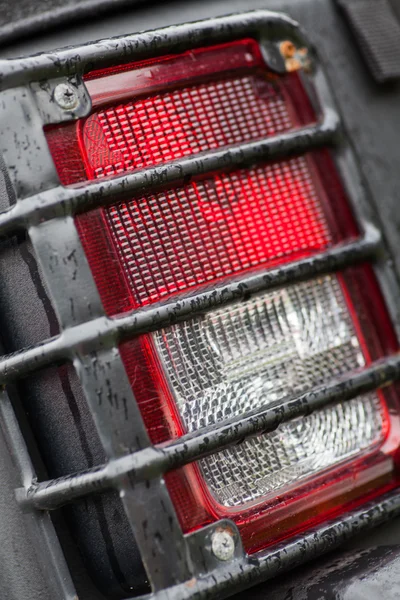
[54,83,79,111]
[211,528,235,561]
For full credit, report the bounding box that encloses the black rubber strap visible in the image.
[336,0,400,83]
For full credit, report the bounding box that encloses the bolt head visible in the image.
[54,83,79,111]
[211,529,235,561]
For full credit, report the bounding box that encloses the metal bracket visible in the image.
[187,520,245,573]
[30,75,91,124]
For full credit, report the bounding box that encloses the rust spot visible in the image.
[185,577,197,588]
[279,42,311,73]
[280,40,296,58]
[285,58,302,72]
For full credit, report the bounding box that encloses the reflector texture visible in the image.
[106,158,331,307]
[155,276,383,507]
[82,74,293,176]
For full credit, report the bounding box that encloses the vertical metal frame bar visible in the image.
[20,144,194,590]
[306,63,400,337]
[0,388,77,599]
[0,56,194,593]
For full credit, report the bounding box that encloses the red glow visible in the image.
[103,158,331,308]
[44,39,399,553]
[46,41,340,311]
[84,40,265,107]
[80,71,294,176]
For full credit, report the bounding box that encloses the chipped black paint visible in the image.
[30,74,92,125]
[22,352,400,512]
[0,109,340,238]
[160,490,400,600]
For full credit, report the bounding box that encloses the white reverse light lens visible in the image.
[154,275,384,507]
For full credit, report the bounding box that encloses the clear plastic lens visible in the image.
[154,275,384,507]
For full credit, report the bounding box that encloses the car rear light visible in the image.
[45,35,399,559]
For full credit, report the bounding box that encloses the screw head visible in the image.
[211,528,235,561]
[54,82,79,111]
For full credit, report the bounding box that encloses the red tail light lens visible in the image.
[45,39,399,554]
[106,158,331,308]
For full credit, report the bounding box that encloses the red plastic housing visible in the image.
[45,39,400,553]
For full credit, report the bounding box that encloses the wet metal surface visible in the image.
[0,11,299,88]
[0,110,340,236]
[0,7,399,600]
[235,543,400,600]
[0,227,382,384]
[21,352,400,512]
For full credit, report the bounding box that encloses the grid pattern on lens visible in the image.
[154,275,384,507]
[82,74,293,177]
[106,157,331,308]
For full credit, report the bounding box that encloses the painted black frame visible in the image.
[1,9,400,600]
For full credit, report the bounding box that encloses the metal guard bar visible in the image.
[0,109,340,238]
[0,10,304,89]
[21,353,400,511]
[149,489,400,600]
[0,224,381,383]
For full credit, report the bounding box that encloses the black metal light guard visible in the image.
[0,10,400,600]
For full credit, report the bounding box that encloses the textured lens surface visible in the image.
[154,275,383,507]
[78,57,330,309]
[106,158,331,308]
[82,74,293,176]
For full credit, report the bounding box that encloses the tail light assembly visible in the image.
[0,9,400,600]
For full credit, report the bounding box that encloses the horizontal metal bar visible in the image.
[20,352,400,511]
[0,10,304,90]
[0,109,340,238]
[147,488,400,600]
[0,225,381,384]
